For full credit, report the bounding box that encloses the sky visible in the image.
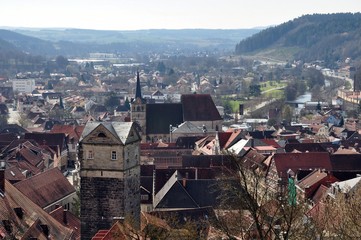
[1,0,361,30]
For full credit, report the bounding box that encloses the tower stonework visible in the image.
[79,122,141,240]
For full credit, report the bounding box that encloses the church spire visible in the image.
[135,71,142,100]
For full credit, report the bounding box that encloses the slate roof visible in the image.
[248,130,275,139]
[14,168,76,208]
[146,103,183,135]
[154,171,222,209]
[181,94,222,121]
[80,121,136,145]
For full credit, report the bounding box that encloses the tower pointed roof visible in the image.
[135,71,142,100]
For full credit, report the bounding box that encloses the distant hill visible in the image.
[8,28,260,56]
[0,29,57,56]
[235,13,361,66]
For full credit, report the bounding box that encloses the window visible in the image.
[87,150,94,159]
[111,151,117,160]
[97,132,106,138]
[141,194,149,201]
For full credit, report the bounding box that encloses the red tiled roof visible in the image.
[274,152,332,178]
[50,206,81,239]
[218,132,232,149]
[312,184,330,204]
[0,181,74,239]
[260,139,281,148]
[50,124,85,142]
[5,166,26,183]
[14,168,75,208]
[224,129,244,149]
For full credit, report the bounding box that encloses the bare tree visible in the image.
[213,154,313,240]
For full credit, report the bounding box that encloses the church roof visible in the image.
[146,103,183,135]
[135,71,142,100]
[181,94,222,121]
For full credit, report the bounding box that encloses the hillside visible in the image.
[235,13,361,66]
[0,28,260,58]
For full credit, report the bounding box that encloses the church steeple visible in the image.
[135,71,142,100]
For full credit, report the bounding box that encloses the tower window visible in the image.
[111,151,117,160]
[87,150,94,159]
[98,132,106,138]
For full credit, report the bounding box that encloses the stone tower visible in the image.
[131,71,147,140]
[79,121,141,240]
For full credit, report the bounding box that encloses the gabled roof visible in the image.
[51,124,85,142]
[274,152,332,178]
[224,129,245,149]
[297,170,328,190]
[153,170,199,208]
[49,206,80,240]
[248,130,275,139]
[14,168,75,208]
[172,121,204,134]
[80,121,139,145]
[227,139,248,155]
[240,148,267,170]
[24,132,66,151]
[154,170,222,209]
[181,94,222,121]
[330,154,361,171]
[5,166,26,183]
[0,180,74,239]
[285,143,328,153]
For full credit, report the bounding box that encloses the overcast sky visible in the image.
[1,0,361,30]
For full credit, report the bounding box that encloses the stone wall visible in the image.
[80,177,124,240]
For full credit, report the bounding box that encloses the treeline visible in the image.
[235,13,361,65]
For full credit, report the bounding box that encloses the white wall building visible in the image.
[11,79,36,93]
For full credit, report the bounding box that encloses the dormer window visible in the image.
[98,132,106,138]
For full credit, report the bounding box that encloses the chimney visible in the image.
[182,177,187,188]
[40,224,49,237]
[182,172,189,188]
[63,209,68,225]
[0,160,5,193]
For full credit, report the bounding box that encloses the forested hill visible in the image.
[235,13,361,65]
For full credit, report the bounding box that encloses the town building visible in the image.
[11,78,36,93]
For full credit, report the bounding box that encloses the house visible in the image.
[0,170,74,239]
[50,124,85,168]
[24,132,68,169]
[14,168,77,213]
[296,169,338,200]
[2,140,54,175]
[49,206,81,240]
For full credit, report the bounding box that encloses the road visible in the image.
[8,107,20,124]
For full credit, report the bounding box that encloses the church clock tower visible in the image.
[131,71,147,141]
